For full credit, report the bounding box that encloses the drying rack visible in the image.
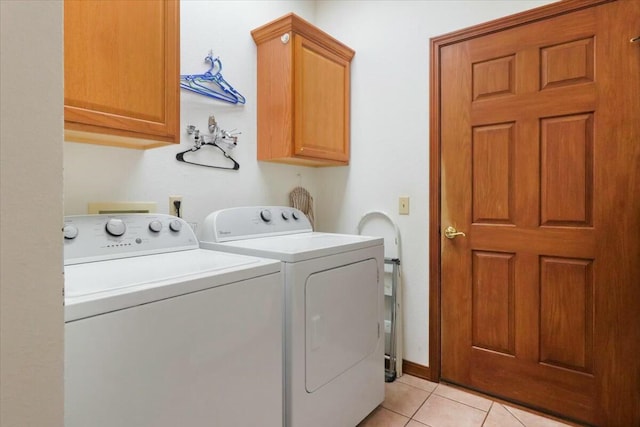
[384,257,401,382]
[357,211,403,382]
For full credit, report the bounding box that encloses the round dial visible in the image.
[281,211,290,220]
[169,219,182,232]
[148,220,162,233]
[63,224,79,240]
[260,209,272,222]
[105,218,126,237]
[291,211,300,220]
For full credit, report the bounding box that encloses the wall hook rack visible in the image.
[176,115,241,170]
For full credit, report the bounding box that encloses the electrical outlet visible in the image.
[399,196,410,215]
[169,195,183,217]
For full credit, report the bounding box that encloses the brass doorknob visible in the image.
[444,226,466,239]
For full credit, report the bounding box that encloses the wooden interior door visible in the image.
[438,1,640,425]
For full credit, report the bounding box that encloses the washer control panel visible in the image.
[64,214,198,265]
[200,206,312,243]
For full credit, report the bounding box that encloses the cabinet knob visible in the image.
[281,33,290,44]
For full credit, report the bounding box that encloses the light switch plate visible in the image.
[399,197,410,215]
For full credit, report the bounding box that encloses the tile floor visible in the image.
[357,374,574,427]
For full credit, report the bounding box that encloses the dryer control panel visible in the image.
[200,206,312,242]
[63,214,198,265]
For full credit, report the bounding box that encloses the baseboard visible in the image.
[402,360,435,382]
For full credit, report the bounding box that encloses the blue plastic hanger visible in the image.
[180,53,246,104]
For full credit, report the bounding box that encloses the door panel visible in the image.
[471,251,515,355]
[472,124,515,224]
[439,1,640,425]
[540,113,593,226]
[539,257,593,373]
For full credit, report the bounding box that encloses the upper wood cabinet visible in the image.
[64,0,180,149]
[252,14,355,166]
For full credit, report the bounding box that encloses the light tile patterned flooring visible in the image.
[357,374,574,427]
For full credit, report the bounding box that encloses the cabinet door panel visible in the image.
[64,0,179,146]
[294,35,350,163]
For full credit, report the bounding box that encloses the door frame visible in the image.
[427,0,613,383]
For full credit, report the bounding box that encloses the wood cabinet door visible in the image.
[439,1,640,425]
[293,34,350,163]
[64,0,179,146]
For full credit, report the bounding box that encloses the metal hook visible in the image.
[208,115,218,134]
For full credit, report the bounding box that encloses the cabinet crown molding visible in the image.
[251,13,355,62]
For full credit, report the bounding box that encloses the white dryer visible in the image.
[64,214,283,427]
[200,206,384,427]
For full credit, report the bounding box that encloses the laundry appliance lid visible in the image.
[64,249,280,322]
[201,232,383,263]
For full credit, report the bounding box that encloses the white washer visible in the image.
[200,206,384,427]
[64,214,283,427]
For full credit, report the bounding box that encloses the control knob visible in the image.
[291,211,300,220]
[105,218,126,237]
[260,209,272,222]
[281,211,290,220]
[63,224,78,240]
[169,219,182,232]
[148,220,162,233]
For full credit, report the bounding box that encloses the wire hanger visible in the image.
[180,52,246,104]
[176,116,240,170]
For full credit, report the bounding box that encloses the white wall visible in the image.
[0,2,64,426]
[313,0,553,365]
[64,0,320,230]
[64,0,554,368]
